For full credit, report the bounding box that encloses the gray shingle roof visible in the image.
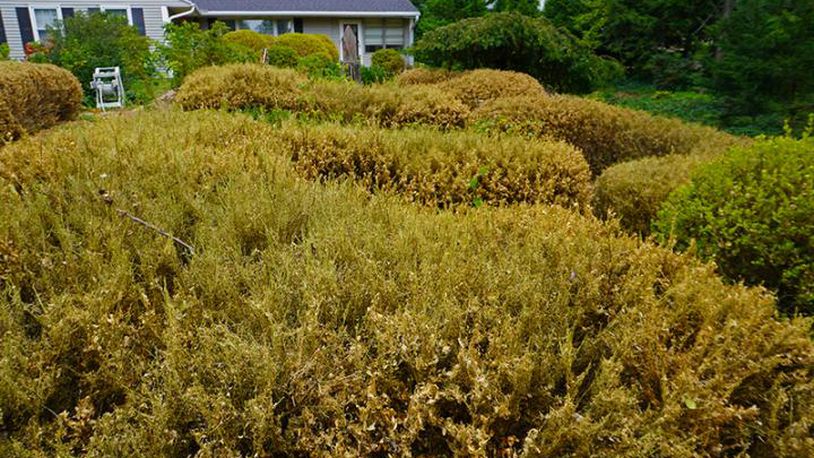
[192,0,419,14]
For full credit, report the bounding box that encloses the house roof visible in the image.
[191,0,420,16]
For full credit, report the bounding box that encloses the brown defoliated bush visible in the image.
[0,61,83,142]
[395,67,461,86]
[470,94,737,175]
[177,64,469,129]
[436,68,546,109]
[174,63,308,111]
[0,110,812,456]
[278,123,593,210]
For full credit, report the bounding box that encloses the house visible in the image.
[0,1,420,65]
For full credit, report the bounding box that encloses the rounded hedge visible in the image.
[654,137,814,315]
[470,94,736,175]
[395,67,460,86]
[279,123,593,210]
[1,110,811,456]
[371,48,406,75]
[222,29,275,54]
[175,63,307,110]
[265,44,299,68]
[0,61,83,142]
[274,33,339,61]
[436,69,546,109]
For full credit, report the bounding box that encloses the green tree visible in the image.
[47,12,154,102]
[710,0,814,122]
[414,0,490,37]
[492,0,541,15]
[159,21,252,86]
[412,12,622,93]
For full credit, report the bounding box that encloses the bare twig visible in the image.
[116,209,195,255]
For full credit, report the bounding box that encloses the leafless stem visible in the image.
[116,209,195,255]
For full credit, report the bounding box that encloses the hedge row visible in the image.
[1,110,811,456]
[176,64,469,129]
[277,124,593,210]
[0,61,83,142]
[222,30,339,61]
[469,94,738,175]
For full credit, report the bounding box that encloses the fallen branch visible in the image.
[116,209,195,255]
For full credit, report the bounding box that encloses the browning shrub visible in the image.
[436,69,546,109]
[470,94,736,174]
[279,124,592,209]
[0,61,83,142]
[395,67,461,85]
[175,63,307,110]
[0,110,812,456]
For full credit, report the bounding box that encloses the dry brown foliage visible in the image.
[469,94,737,175]
[436,69,547,109]
[0,110,812,456]
[395,67,461,86]
[279,123,593,210]
[0,61,83,142]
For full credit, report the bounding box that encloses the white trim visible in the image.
[197,11,419,18]
[161,6,169,23]
[29,5,62,42]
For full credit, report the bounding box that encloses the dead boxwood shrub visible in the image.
[175,63,307,110]
[279,124,592,209]
[0,110,812,456]
[0,61,83,142]
[470,94,736,175]
[436,69,546,109]
[395,67,461,86]
[305,80,469,129]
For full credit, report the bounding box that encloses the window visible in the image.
[98,6,132,25]
[363,19,404,53]
[33,8,59,42]
[235,19,293,36]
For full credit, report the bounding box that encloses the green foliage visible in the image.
[274,33,339,61]
[654,136,814,315]
[710,0,814,128]
[412,12,622,93]
[1,110,812,455]
[414,0,489,37]
[0,43,9,60]
[590,82,723,127]
[45,12,154,103]
[221,29,275,56]
[361,65,391,85]
[492,0,541,15]
[296,53,343,80]
[265,44,299,68]
[159,21,251,86]
[371,48,406,76]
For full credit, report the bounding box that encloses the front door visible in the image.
[341,22,360,62]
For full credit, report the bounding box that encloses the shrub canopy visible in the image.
[274,33,339,61]
[371,48,406,75]
[654,136,814,315]
[411,12,622,93]
[0,110,812,455]
[0,61,83,142]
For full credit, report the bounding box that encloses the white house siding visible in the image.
[0,1,187,60]
[1,6,23,59]
[302,17,338,49]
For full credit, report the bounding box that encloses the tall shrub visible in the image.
[160,21,251,86]
[47,12,154,102]
[411,12,622,93]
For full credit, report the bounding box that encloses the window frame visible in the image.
[98,5,134,26]
[234,18,294,37]
[28,6,62,42]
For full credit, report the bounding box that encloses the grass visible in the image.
[1,109,812,456]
